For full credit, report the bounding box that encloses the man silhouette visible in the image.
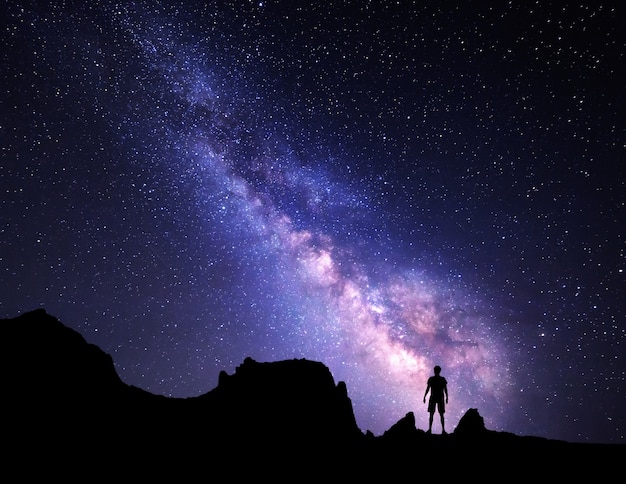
[423,365,448,434]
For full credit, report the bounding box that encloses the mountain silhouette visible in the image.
[1,309,623,479]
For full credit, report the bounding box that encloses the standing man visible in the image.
[423,365,448,434]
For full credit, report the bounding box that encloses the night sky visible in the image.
[2,1,624,444]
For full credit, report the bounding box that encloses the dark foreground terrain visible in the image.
[1,309,623,479]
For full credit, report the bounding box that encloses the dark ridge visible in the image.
[1,309,623,479]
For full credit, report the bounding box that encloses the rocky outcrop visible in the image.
[453,407,487,436]
[197,356,363,444]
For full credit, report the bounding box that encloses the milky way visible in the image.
[2,1,624,443]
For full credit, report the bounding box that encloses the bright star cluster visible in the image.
[1,1,624,444]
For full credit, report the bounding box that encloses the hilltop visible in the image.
[1,309,623,479]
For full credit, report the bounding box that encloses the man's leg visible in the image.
[440,412,446,434]
[428,412,433,433]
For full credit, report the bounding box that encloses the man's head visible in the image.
[434,365,441,375]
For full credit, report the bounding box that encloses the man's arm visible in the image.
[444,383,448,403]
[423,383,430,403]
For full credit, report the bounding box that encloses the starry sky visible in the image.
[1,1,624,444]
